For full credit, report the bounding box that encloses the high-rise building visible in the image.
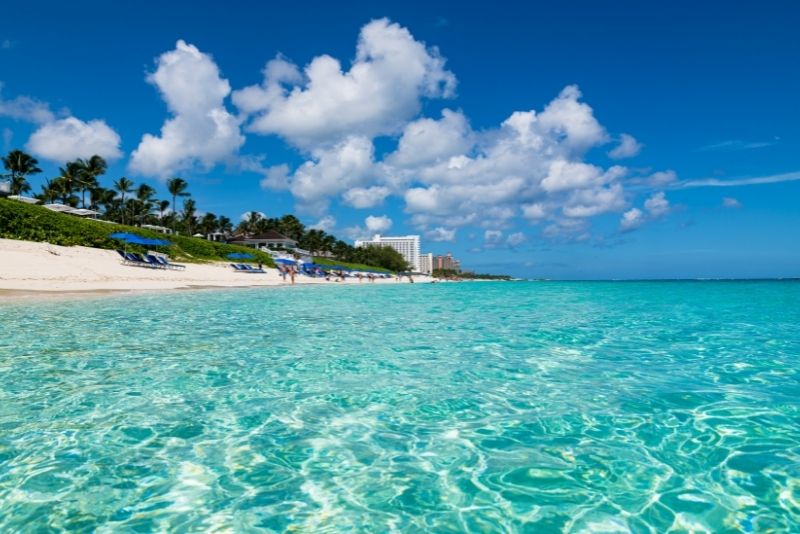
[418,253,433,274]
[433,253,461,272]
[355,234,421,271]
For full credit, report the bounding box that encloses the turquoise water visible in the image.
[1,281,799,532]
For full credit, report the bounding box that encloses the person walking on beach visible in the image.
[289,265,296,285]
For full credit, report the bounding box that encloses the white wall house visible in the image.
[355,234,421,272]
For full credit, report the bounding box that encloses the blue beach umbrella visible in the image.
[274,258,297,265]
[109,232,172,247]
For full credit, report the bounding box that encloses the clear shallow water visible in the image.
[1,281,799,532]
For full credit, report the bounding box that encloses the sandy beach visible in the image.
[0,238,429,294]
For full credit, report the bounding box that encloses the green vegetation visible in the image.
[1,148,401,272]
[313,257,392,273]
[0,199,273,265]
[432,268,512,280]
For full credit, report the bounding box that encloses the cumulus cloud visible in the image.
[426,226,456,242]
[484,229,503,244]
[310,215,337,232]
[234,18,456,148]
[644,191,670,217]
[27,117,122,162]
[240,210,266,221]
[1,83,123,162]
[722,197,741,208]
[258,163,291,191]
[129,40,244,178]
[0,83,55,124]
[620,208,644,232]
[289,136,375,215]
[506,232,526,246]
[608,133,642,159]
[225,23,675,244]
[618,192,671,233]
[387,109,472,168]
[342,185,390,208]
[365,215,392,233]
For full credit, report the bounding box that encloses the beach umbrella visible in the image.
[274,258,297,265]
[226,252,255,260]
[109,232,172,247]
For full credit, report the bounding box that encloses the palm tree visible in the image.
[181,198,197,235]
[167,177,189,229]
[2,150,42,196]
[114,177,134,224]
[198,213,218,236]
[218,215,233,235]
[76,155,107,208]
[157,200,170,220]
[55,161,82,202]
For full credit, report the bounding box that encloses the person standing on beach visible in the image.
[289,265,296,285]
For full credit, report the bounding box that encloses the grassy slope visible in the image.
[0,199,274,265]
[312,256,392,273]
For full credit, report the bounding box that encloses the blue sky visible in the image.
[1,0,798,279]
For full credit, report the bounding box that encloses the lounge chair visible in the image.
[145,254,166,269]
[231,263,265,273]
[155,256,186,270]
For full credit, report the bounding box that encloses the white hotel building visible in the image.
[355,234,421,272]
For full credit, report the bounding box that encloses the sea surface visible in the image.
[1,281,799,532]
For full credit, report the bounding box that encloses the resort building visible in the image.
[228,230,298,251]
[433,253,461,272]
[355,234,421,272]
[418,252,433,274]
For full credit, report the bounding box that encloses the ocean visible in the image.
[1,281,798,531]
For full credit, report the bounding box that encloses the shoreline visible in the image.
[0,238,432,299]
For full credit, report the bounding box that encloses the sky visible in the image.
[1,0,798,279]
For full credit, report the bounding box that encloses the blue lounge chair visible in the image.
[155,256,186,270]
[145,254,166,268]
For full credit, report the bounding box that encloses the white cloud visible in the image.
[2,83,122,163]
[536,85,608,153]
[506,232,526,246]
[387,109,472,168]
[620,208,644,232]
[342,185,390,208]
[484,230,503,244]
[27,117,122,162]
[646,170,678,187]
[310,215,337,232]
[257,163,291,191]
[234,18,456,148]
[240,210,266,221]
[0,83,55,124]
[644,191,670,217]
[521,202,548,220]
[679,171,800,188]
[722,197,742,209]
[608,133,642,159]
[129,40,244,178]
[426,226,456,242]
[365,215,392,233]
[289,136,375,215]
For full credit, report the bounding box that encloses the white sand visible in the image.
[0,238,429,294]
